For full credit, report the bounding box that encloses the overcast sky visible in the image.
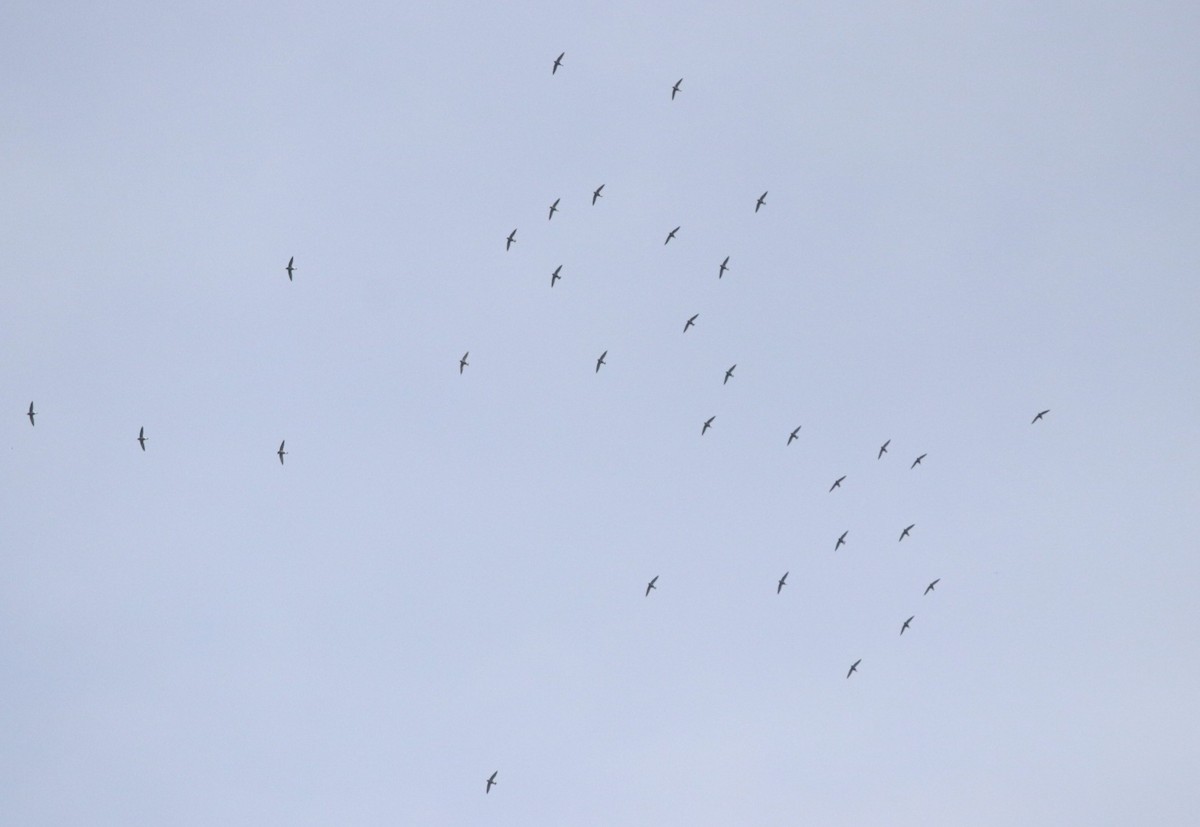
[3,2,1199,824]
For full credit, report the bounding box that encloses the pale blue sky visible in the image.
[3,2,1199,824]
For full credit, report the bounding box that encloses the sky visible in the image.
[3,2,1199,824]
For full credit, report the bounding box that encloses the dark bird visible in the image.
[664,226,680,245]
[486,771,498,794]
[595,350,607,373]
[718,256,729,278]
[755,191,768,213]
[137,426,147,451]
[723,364,736,385]
[671,78,683,99]
[878,439,890,459]
[548,198,560,220]
[645,575,658,596]
[1032,409,1050,424]
[459,351,469,374]
[901,615,914,635]
[899,524,915,542]
[285,256,295,281]
[777,571,788,594]
[683,313,698,333]
[277,440,287,465]
[829,475,846,492]
[701,415,715,435]
[506,229,517,251]
[911,453,926,469]
[924,578,940,595]
[847,659,861,679]
[787,425,801,445]
[552,51,565,74]
[592,184,604,205]
[27,401,36,426]
[550,265,562,287]
[835,530,848,550]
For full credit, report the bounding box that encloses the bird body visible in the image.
[924,578,940,595]
[277,441,287,465]
[27,401,36,426]
[777,572,788,594]
[486,771,498,794]
[671,78,683,99]
[835,530,848,550]
[787,426,801,445]
[755,191,768,212]
[718,256,729,278]
[286,256,295,281]
[460,352,469,374]
[701,415,715,435]
[911,453,927,468]
[137,426,147,451]
[664,226,680,245]
[683,313,698,332]
[901,616,914,635]
[645,576,658,596]
[723,364,736,385]
[847,659,861,679]
[552,51,564,74]
[878,439,890,459]
[548,198,560,220]
[1032,409,1051,424]
[592,184,604,204]
[899,523,915,542]
[830,475,846,492]
[506,229,517,250]
[595,350,607,373]
[551,265,562,287]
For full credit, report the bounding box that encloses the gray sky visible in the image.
[3,2,1199,824]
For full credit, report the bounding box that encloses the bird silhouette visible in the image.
[911,453,926,469]
[277,441,287,465]
[777,572,788,594]
[829,475,846,492]
[459,352,469,374]
[683,313,698,332]
[671,78,683,99]
[847,659,861,679]
[595,351,607,373]
[924,578,940,595]
[27,401,36,426]
[701,415,715,435]
[137,426,147,451]
[900,616,914,635]
[548,198,560,220]
[835,530,848,550]
[486,771,498,794]
[645,576,658,596]
[592,184,604,205]
[878,439,890,459]
[286,256,295,281]
[787,425,801,445]
[550,265,562,287]
[755,191,768,212]
[723,364,736,385]
[899,524,915,541]
[664,226,680,245]
[552,51,564,74]
[1032,409,1050,424]
[718,256,729,278]
[506,229,517,251]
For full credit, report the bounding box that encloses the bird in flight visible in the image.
[787,425,801,445]
[552,51,565,74]
[847,659,861,679]
[506,229,517,251]
[137,426,147,451]
[899,524,915,542]
[664,226,680,245]
[486,771,498,794]
[1032,409,1051,424]
[718,256,729,278]
[924,578,940,595]
[755,191,768,213]
[286,256,295,281]
[701,415,715,435]
[277,440,287,465]
[645,575,658,596]
[548,198,560,220]
[671,78,683,99]
[592,184,604,205]
[27,401,36,426]
[911,453,927,469]
[777,571,788,594]
[878,439,890,459]
[900,615,915,635]
[683,313,698,333]
[723,364,736,385]
[595,350,607,373]
[459,352,469,374]
[550,265,562,287]
[835,530,848,551]
[829,475,846,492]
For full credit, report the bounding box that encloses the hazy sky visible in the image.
[3,2,1199,824]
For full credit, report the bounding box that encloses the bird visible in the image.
[548,198,560,220]
[27,401,36,426]
[924,578,940,595]
[552,51,564,74]
[701,415,715,435]
[486,771,498,794]
[755,191,768,213]
[285,256,295,281]
[777,572,788,594]
[277,440,287,465]
[595,350,607,373]
[645,575,658,596]
[592,184,604,205]
[829,475,846,492]
[878,439,890,459]
[683,313,698,333]
[718,256,729,278]
[847,659,861,679]
[459,352,469,374]
[671,78,683,99]
[664,226,680,245]
[1032,409,1051,424]
[506,229,517,251]
[787,425,801,445]
[723,364,736,385]
[137,426,147,451]
[550,265,562,287]
[835,530,848,551]
[911,453,927,469]
[899,524,915,542]
[900,615,914,635]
